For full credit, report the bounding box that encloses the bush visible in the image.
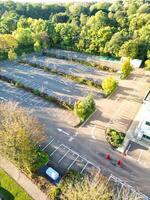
[121,58,132,79]
[8,49,17,61]
[32,149,49,172]
[144,59,150,70]
[106,128,125,148]
[74,94,95,122]
[102,77,118,96]
[49,170,112,200]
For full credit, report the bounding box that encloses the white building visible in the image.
[135,91,150,144]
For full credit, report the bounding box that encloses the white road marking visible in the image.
[63,88,70,93]
[75,131,79,137]
[68,136,74,142]
[58,149,70,164]
[57,128,70,136]
[50,144,62,156]
[68,155,80,170]
[137,149,143,162]
[80,161,88,174]
[42,138,54,151]
[91,125,96,140]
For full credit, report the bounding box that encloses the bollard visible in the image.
[117,159,123,167]
[106,153,110,160]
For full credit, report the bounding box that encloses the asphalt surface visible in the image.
[23,55,114,83]
[0,80,54,110]
[0,59,149,198]
[46,48,120,67]
[0,61,102,105]
[0,80,150,197]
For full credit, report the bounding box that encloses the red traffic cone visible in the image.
[106,153,110,160]
[117,159,123,167]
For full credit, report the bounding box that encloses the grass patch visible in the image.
[105,128,125,148]
[0,168,32,200]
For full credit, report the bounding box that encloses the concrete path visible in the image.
[0,156,50,200]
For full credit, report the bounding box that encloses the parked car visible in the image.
[38,165,61,185]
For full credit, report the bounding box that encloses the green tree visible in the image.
[0,11,19,34]
[0,102,48,176]
[119,39,147,59]
[105,30,128,57]
[102,77,118,96]
[74,94,95,122]
[13,28,33,48]
[121,58,132,79]
[145,59,150,70]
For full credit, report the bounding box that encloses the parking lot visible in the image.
[40,137,149,200]
[40,137,101,177]
[0,61,102,106]
[108,174,149,200]
[45,48,120,69]
[23,54,115,83]
[0,80,53,110]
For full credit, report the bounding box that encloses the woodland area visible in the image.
[0,0,150,62]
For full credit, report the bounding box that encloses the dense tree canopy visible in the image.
[0,0,150,61]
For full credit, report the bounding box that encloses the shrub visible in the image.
[49,170,112,200]
[32,149,49,172]
[121,58,132,79]
[34,41,42,52]
[144,59,150,70]
[8,49,17,61]
[106,128,125,148]
[102,77,118,96]
[74,94,95,122]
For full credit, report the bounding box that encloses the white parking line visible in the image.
[80,161,88,174]
[50,144,62,156]
[137,149,143,162]
[91,125,96,140]
[49,143,101,175]
[42,138,54,151]
[67,155,79,170]
[58,149,70,164]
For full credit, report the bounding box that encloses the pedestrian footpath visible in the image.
[0,156,50,200]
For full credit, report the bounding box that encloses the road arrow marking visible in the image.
[57,128,70,136]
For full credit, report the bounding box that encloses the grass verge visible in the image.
[0,168,32,200]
